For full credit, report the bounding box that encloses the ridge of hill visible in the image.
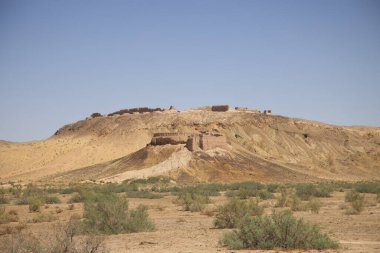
[1,109,379,182]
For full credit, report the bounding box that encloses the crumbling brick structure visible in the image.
[150,132,228,152]
[150,133,193,145]
[211,105,230,112]
[263,110,272,115]
[235,107,248,111]
[90,112,102,118]
[199,134,228,151]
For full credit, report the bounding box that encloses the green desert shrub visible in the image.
[83,193,154,234]
[219,210,339,250]
[275,188,292,207]
[126,190,162,199]
[174,188,210,212]
[354,181,380,194]
[29,213,57,223]
[344,190,365,214]
[28,198,42,212]
[308,198,322,214]
[214,199,263,228]
[345,190,361,202]
[0,195,9,204]
[0,220,104,253]
[0,206,19,224]
[290,195,308,212]
[68,193,85,203]
[295,183,332,200]
[266,183,280,193]
[351,196,365,213]
[225,181,265,191]
[226,189,273,200]
[45,196,61,204]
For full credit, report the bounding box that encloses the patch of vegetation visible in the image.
[45,196,61,204]
[290,195,308,212]
[345,190,365,214]
[126,190,162,199]
[0,206,19,224]
[295,183,333,200]
[83,192,155,234]
[225,189,274,200]
[0,190,9,204]
[354,181,380,194]
[28,198,42,212]
[345,190,361,202]
[0,220,104,253]
[129,176,171,185]
[173,188,210,212]
[308,198,322,214]
[275,188,292,207]
[219,210,339,250]
[29,213,57,223]
[214,199,263,228]
[266,183,280,193]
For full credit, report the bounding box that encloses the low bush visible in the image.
[266,183,280,193]
[126,190,162,199]
[219,210,339,250]
[290,195,307,212]
[0,206,19,224]
[83,193,155,234]
[45,196,61,204]
[174,189,210,212]
[275,188,292,207]
[214,199,263,228]
[225,181,265,191]
[29,213,57,223]
[0,194,9,204]
[226,188,274,200]
[352,196,365,213]
[295,183,332,200]
[28,198,42,212]
[68,193,85,203]
[308,198,322,214]
[345,190,360,202]
[344,190,365,214]
[15,196,29,205]
[354,181,380,194]
[0,220,104,253]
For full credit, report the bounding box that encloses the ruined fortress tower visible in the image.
[150,132,228,152]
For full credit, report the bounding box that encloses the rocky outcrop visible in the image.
[108,107,165,116]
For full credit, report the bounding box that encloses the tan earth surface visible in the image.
[0,191,379,252]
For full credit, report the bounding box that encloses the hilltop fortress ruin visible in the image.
[150,132,229,152]
[88,104,272,118]
[84,105,273,152]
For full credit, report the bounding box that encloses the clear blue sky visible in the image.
[1,0,379,141]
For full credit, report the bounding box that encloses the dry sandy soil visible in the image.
[1,191,379,253]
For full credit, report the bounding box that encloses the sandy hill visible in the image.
[1,109,379,183]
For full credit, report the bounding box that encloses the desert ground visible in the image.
[1,180,379,253]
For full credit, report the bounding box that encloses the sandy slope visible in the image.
[1,110,379,182]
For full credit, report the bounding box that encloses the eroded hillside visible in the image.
[1,109,379,182]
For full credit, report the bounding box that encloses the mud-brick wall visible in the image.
[186,135,201,151]
[151,133,191,145]
[200,135,228,150]
[211,105,230,112]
